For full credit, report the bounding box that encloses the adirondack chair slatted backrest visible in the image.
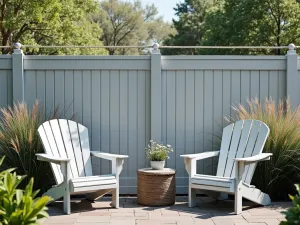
[38,119,93,184]
[216,120,269,184]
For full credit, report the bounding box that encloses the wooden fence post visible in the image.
[286,43,298,110]
[12,42,24,102]
[151,43,162,142]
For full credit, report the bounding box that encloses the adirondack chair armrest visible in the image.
[234,153,272,164]
[180,151,220,161]
[91,152,128,177]
[36,153,71,165]
[90,151,129,161]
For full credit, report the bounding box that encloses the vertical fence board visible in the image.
[195,70,204,175]
[54,70,65,118]
[91,70,101,174]
[166,71,176,171]
[260,71,269,104]
[241,71,251,109]
[64,71,74,120]
[250,71,260,100]
[185,70,195,156]
[175,71,186,184]
[269,71,279,103]
[0,71,8,108]
[100,70,110,175]
[109,70,120,159]
[36,71,46,113]
[24,71,37,107]
[119,70,129,179]
[74,71,83,124]
[128,70,138,184]
[203,70,214,175]
[137,71,146,171]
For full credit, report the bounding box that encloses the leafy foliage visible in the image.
[0,0,107,55]
[201,0,300,55]
[0,156,51,225]
[162,0,219,55]
[0,101,56,192]
[229,99,300,199]
[145,140,173,161]
[94,0,174,55]
[280,184,300,225]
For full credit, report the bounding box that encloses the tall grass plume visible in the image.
[228,98,300,199]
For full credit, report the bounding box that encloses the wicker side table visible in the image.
[137,168,176,206]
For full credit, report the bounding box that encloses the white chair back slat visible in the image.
[38,122,63,184]
[240,120,261,182]
[49,120,74,178]
[58,119,79,178]
[223,120,244,178]
[68,120,86,177]
[216,123,234,177]
[244,123,269,184]
[230,120,253,178]
[78,123,93,176]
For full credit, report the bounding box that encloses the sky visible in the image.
[128,0,181,22]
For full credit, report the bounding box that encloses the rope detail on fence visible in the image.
[0,44,297,50]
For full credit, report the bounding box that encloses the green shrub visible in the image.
[145,140,173,161]
[0,156,51,225]
[229,98,300,199]
[280,184,300,225]
[0,101,57,192]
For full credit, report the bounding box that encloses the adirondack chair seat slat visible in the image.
[71,175,117,192]
[191,175,233,188]
[37,119,128,214]
[181,120,272,214]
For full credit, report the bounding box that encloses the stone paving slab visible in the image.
[40,197,291,225]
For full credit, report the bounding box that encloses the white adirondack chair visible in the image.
[36,119,128,214]
[181,120,272,214]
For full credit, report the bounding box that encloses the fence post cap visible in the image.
[152,43,160,54]
[13,42,22,49]
[287,43,296,55]
[288,43,295,50]
[153,43,160,50]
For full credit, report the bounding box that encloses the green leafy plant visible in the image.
[0,156,51,225]
[229,98,300,199]
[0,101,62,192]
[145,140,173,161]
[280,184,300,225]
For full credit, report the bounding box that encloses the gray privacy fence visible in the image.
[0,45,299,194]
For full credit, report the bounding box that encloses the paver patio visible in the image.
[40,196,291,225]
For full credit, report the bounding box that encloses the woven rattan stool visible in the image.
[137,168,176,206]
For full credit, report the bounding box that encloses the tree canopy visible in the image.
[162,0,217,55]
[94,0,175,55]
[0,0,107,55]
[202,0,300,55]
[163,0,300,55]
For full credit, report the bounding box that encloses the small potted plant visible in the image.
[145,140,173,170]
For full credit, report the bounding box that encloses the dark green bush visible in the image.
[280,184,300,225]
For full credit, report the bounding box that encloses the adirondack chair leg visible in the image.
[242,185,271,206]
[189,187,197,207]
[111,187,119,208]
[61,162,71,214]
[42,184,64,203]
[234,161,244,214]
